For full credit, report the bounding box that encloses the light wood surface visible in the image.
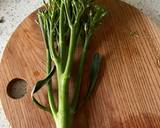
[1,0,160,127]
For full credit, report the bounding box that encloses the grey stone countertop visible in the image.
[0,0,160,127]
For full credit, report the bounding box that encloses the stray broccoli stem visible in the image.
[31,0,107,128]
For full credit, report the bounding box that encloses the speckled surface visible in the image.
[123,0,160,25]
[0,0,160,127]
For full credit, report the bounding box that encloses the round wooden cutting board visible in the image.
[1,0,160,128]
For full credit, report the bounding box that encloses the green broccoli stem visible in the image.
[36,0,106,127]
[48,25,80,128]
[46,47,72,128]
[59,3,67,71]
[55,72,72,128]
[40,8,78,128]
[46,49,57,118]
[71,32,92,112]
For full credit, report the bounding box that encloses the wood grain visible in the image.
[1,0,160,127]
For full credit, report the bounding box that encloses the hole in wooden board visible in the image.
[7,78,27,99]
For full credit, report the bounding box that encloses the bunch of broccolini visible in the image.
[31,0,107,127]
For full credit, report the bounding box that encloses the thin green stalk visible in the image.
[71,33,92,112]
[64,0,72,27]
[48,21,60,67]
[59,3,67,71]
[71,50,85,112]
[64,25,80,76]
[38,13,58,116]
[46,49,58,118]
